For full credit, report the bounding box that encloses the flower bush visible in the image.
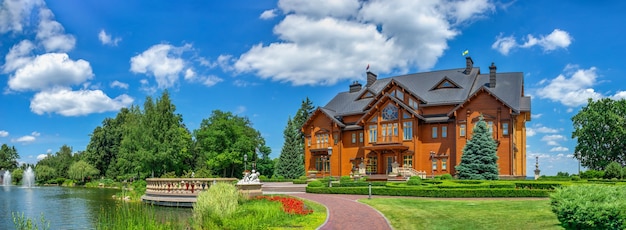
[256,196,313,215]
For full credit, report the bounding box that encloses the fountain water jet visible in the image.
[2,171,11,186]
[23,166,35,188]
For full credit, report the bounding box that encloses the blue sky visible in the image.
[1,0,624,176]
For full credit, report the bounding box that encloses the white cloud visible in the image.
[0,0,43,34]
[536,66,602,107]
[233,79,258,87]
[3,40,35,73]
[234,105,247,114]
[183,68,223,87]
[130,43,191,88]
[36,8,75,52]
[491,34,517,56]
[0,130,8,137]
[541,134,567,146]
[30,88,133,116]
[611,91,626,100]
[550,146,569,152]
[31,131,40,137]
[492,29,572,55]
[98,29,121,46]
[8,53,94,91]
[36,154,47,160]
[110,80,129,89]
[13,135,35,143]
[234,0,494,86]
[535,126,558,134]
[531,113,543,119]
[526,128,536,137]
[260,9,277,20]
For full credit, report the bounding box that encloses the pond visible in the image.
[0,185,191,229]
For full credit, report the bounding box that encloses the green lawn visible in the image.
[360,198,562,230]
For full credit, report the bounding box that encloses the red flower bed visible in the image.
[256,196,313,215]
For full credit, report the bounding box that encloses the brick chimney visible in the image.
[464,56,474,75]
[489,62,497,88]
[349,81,362,93]
[366,71,377,87]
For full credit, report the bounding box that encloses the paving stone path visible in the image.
[263,183,392,230]
[291,193,392,230]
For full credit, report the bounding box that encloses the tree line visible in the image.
[1,91,316,184]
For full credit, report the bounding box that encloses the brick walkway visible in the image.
[292,193,392,230]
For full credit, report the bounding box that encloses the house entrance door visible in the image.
[386,156,394,174]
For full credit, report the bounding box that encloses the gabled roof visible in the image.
[313,59,529,130]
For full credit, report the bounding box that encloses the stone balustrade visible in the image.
[145,178,238,195]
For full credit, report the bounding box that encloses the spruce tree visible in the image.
[276,117,302,178]
[455,115,499,180]
[276,98,314,178]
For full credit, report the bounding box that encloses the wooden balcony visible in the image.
[375,135,401,144]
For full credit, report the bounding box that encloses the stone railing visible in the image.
[145,178,238,194]
[398,167,427,179]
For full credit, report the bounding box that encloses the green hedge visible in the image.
[337,181,388,187]
[306,187,550,197]
[451,180,484,184]
[292,179,307,184]
[514,182,564,190]
[259,178,293,182]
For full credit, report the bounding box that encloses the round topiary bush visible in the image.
[407,176,421,186]
[307,180,324,187]
[440,174,453,180]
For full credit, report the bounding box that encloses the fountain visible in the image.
[23,166,35,188]
[2,170,11,186]
[236,170,263,198]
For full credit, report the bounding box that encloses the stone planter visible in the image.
[236,183,263,199]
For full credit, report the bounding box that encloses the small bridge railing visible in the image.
[145,178,238,194]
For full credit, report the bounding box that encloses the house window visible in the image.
[460,124,466,137]
[442,126,447,138]
[369,125,377,143]
[403,155,413,168]
[432,126,438,138]
[403,121,413,140]
[351,133,356,143]
[315,133,329,148]
[396,90,404,100]
[442,158,447,170]
[315,157,330,172]
[307,137,311,147]
[432,159,437,170]
[487,121,494,133]
[368,156,378,174]
[359,132,364,142]
[382,104,398,121]
[409,98,418,110]
[503,123,509,135]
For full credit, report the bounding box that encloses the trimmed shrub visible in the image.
[452,180,483,184]
[338,181,387,187]
[292,179,307,184]
[580,170,605,179]
[193,182,241,227]
[488,183,515,189]
[421,180,443,185]
[306,187,550,197]
[538,176,572,181]
[407,176,421,186]
[514,182,563,190]
[307,180,324,188]
[298,176,308,180]
[550,185,626,229]
[340,176,351,182]
[440,174,453,180]
[570,176,580,181]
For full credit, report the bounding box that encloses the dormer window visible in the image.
[409,98,418,110]
[432,77,461,90]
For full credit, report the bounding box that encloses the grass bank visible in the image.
[360,198,562,230]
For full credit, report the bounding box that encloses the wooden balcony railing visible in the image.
[376,135,401,144]
[145,178,238,194]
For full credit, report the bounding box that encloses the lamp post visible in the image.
[327,147,333,187]
[244,154,248,172]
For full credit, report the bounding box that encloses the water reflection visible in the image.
[0,186,190,229]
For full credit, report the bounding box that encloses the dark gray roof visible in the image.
[322,64,529,127]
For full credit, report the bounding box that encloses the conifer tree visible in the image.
[455,115,499,180]
[276,98,314,178]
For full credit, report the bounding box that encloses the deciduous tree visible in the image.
[0,144,19,171]
[572,98,626,170]
[455,115,499,180]
[68,160,100,182]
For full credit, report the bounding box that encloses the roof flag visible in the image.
[366,64,370,71]
[462,49,469,56]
